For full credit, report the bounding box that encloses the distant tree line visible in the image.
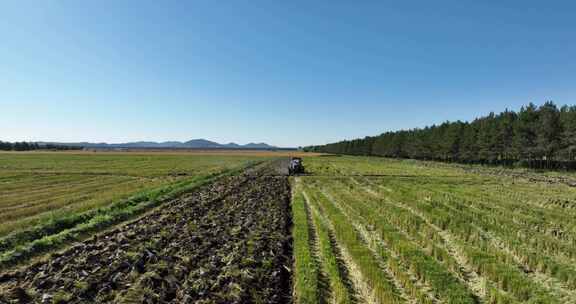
[0,141,82,151]
[305,102,576,170]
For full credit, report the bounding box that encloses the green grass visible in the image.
[308,196,352,304]
[292,155,576,304]
[313,178,478,304]
[304,180,404,304]
[291,179,319,303]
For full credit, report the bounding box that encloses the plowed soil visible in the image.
[0,163,292,304]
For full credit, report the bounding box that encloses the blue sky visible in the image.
[1,1,575,147]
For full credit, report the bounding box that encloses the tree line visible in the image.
[305,102,576,170]
[0,141,82,151]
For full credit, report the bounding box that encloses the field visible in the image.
[0,160,292,303]
[1,152,576,303]
[0,151,279,268]
[292,156,576,304]
[0,152,269,235]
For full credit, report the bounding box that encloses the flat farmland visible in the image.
[293,156,576,304]
[1,160,293,303]
[0,151,280,270]
[2,152,575,303]
[0,151,265,236]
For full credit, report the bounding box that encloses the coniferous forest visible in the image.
[305,102,576,170]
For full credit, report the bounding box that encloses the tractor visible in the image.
[289,157,304,175]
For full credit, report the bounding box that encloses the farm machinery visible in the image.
[289,157,305,175]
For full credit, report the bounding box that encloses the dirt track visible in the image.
[0,163,292,304]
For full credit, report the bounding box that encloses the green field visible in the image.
[2,151,576,303]
[293,156,576,304]
[0,151,269,267]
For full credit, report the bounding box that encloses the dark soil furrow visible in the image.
[0,163,292,304]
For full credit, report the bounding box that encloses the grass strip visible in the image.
[308,194,353,304]
[305,182,404,304]
[319,178,485,304]
[291,178,319,303]
[350,178,561,304]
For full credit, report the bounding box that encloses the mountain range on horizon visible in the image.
[38,139,283,149]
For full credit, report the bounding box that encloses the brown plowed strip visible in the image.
[0,164,292,304]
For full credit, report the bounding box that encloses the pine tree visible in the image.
[513,103,538,159]
[459,123,478,162]
[475,113,499,162]
[535,101,562,159]
[308,101,576,168]
[497,110,517,161]
[560,105,576,159]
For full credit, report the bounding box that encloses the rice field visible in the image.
[2,151,575,303]
[293,156,576,304]
[0,151,279,269]
[0,151,264,237]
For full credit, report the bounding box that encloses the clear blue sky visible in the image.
[1,1,575,147]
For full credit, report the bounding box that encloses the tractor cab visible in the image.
[289,157,304,175]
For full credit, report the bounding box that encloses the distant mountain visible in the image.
[184,139,223,148]
[39,139,282,150]
[223,142,241,148]
[243,142,276,149]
